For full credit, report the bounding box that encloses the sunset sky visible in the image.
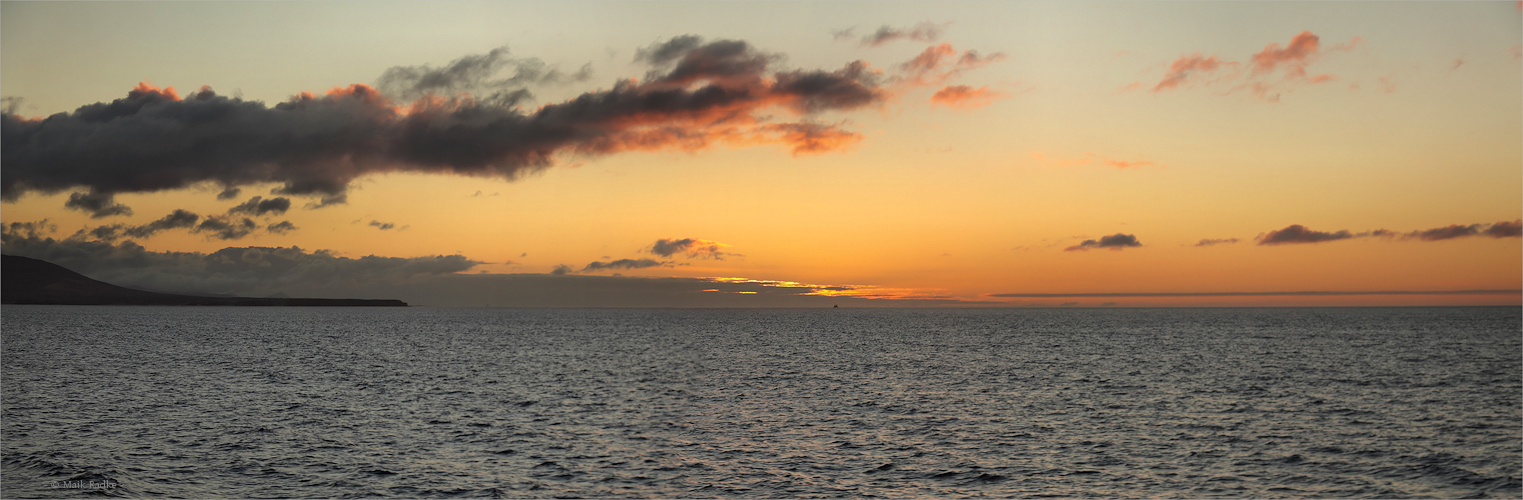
[2,1,1519,307]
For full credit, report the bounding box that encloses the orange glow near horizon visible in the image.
[1,2,1518,307]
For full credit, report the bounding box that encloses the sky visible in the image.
[2,1,1520,307]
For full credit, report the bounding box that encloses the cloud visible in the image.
[835,22,948,47]
[3,38,894,211]
[1149,31,1358,101]
[1256,224,1354,245]
[550,264,574,276]
[216,187,242,200]
[648,237,737,259]
[67,205,302,242]
[1194,238,1240,247]
[1405,224,1482,241]
[1153,54,1231,92]
[1065,233,1142,251]
[266,221,297,234]
[193,216,258,240]
[369,220,396,230]
[304,194,348,209]
[376,45,592,106]
[896,43,1005,88]
[1250,30,1320,79]
[581,258,669,273]
[760,121,866,155]
[227,196,292,216]
[64,191,133,218]
[6,219,56,239]
[1255,221,1520,245]
[1484,219,1522,238]
[123,209,200,239]
[929,85,1006,110]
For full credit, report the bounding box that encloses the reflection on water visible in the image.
[3,306,1519,497]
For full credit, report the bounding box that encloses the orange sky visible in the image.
[2,2,1519,307]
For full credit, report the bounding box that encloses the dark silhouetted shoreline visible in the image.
[1,255,406,306]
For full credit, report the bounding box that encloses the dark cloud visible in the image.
[1065,233,1142,251]
[1405,224,1482,241]
[67,207,298,242]
[6,219,55,239]
[581,258,669,273]
[123,209,200,239]
[835,22,947,47]
[1257,224,1354,245]
[1194,238,1240,247]
[634,35,706,65]
[4,39,890,209]
[79,224,123,241]
[1483,219,1522,238]
[304,194,348,209]
[2,96,23,115]
[376,45,592,106]
[0,227,481,298]
[550,264,574,276]
[216,187,242,200]
[64,191,133,218]
[228,196,291,216]
[193,216,257,240]
[648,237,737,259]
[266,221,297,234]
[369,220,396,230]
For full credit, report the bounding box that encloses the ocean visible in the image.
[2,306,1518,498]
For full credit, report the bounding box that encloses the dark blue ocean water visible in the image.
[2,306,1519,498]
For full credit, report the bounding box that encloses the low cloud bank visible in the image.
[2,223,983,307]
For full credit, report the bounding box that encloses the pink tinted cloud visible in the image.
[1251,31,1319,79]
[1152,54,1230,91]
[1149,31,1359,102]
[897,43,1006,87]
[929,85,1006,110]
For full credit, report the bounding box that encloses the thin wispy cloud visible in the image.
[929,85,1006,110]
[1030,152,1159,169]
[581,258,669,273]
[834,22,948,47]
[1146,31,1361,102]
[1194,238,1240,247]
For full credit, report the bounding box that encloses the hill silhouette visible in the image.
[1,255,406,306]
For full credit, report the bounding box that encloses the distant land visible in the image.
[1,255,407,306]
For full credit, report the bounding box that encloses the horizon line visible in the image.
[989,290,1523,298]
